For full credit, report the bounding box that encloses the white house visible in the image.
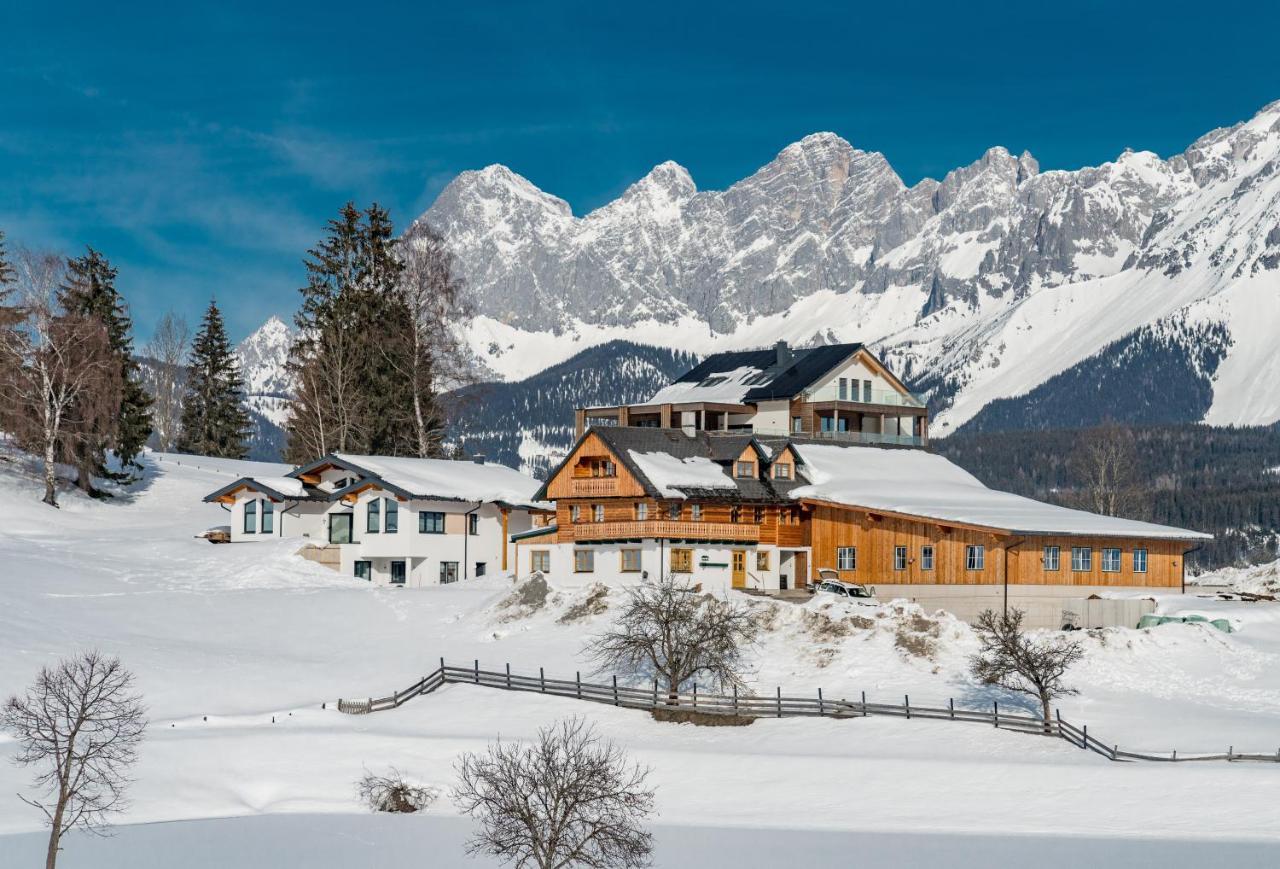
[203,453,551,587]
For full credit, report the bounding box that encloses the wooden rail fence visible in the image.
[336,659,1280,765]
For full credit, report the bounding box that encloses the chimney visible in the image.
[471,454,486,465]
[774,340,792,367]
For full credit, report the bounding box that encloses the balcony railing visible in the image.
[810,388,927,409]
[571,521,760,542]
[570,477,620,496]
[809,430,926,447]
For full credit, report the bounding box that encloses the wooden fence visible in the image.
[336,659,1280,764]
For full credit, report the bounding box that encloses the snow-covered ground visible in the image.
[1,451,1279,867]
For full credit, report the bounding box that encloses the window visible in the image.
[354,560,371,581]
[439,561,458,584]
[773,462,792,480]
[894,546,907,571]
[753,506,764,523]
[574,550,594,573]
[667,503,681,521]
[385,499,398,533]
[756,551,770,571]
[592,504,604,523]
[329,513,352,545]
[1102,548,1122,572]
[837,546,856,570]
[419,511,445,534]
[863,380,872,403]
[690,504,703,521]
[1043,546,1060,571]
[838,377,848,400]
[261,500,273,534]
[571,505,582,524]
[390,560,407,585]
[367,499,380,533]
[468,513,479,535]
[921,545,934,570]
[531,550,550,573]
[243,500,257,534]
[966,545,985,571]
[730,506,741,523]
[735,461,755,479]
[1133,548,1148,574]
[620,549,641,572]
[475,562,487,578]
[635,502,648,521]
[792,417,803,432]
[670,548,693,573]
[1071,547,1092,572]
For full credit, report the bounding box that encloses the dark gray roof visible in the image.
[662,342,864,404]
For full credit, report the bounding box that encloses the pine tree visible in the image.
[178,299,251,459]
[58,248,153,491]
[0,230,14,289]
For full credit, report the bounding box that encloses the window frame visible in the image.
[592,504,605,523]
[893,545,908,571]
[670,548,693,573]
[773,462,792,480]
[366,498,380,533]
[966,545,985,571]
[419,510,445,534]
[468,512,479,535]
[570,505,582,524]
[354,560,371,581]
[735,460,756,479]
[634,502,648,521]
[574,549,595,574]
[1071,547,1092,572]
[756,551,770,571]
[1133,548,1148,574]
[530,550,551,573]
[836,546,856,571]
[920,545,934,571]
[243,499,257,534]
[439,561,459,584]
[1043,545,1060,571]
[667,503,681,521]
[390,560,407,585]
[690,504,703,522]
[620,549,642,573]
[384,498,398,534]
[1101,547,1122,573]
[261,499,273,534]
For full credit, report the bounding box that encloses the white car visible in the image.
[813,579,878,604]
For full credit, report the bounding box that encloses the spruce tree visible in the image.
[58,248,153,489]
[178,299,252,459]
[0,230,14,289]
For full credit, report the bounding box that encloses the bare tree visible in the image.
[585,578,759,702]
[392,222,474,457]
[356,767,438,814]
[969,608,1084,729]
[143,310,190,452]
[0,250,122,506]
[1069,423,1144,517]
[2,651,146,869]
[453,717,654,869]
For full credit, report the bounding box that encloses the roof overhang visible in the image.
[202,477,312,504]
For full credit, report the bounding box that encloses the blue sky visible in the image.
[3,0,1279,344]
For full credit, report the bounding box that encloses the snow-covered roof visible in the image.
[642,366,765,406]
[627,451,738,499]
[202,475,313,502]
[790,444,1211,540]
[331,454,547,510]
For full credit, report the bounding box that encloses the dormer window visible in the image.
[773,462,793,481]
[735,461,756,479]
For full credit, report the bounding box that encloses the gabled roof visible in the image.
[202,475,321,503]
[288,453,549,510]
[640,342,868,407]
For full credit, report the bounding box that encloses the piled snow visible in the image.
[627,450,738,497]
[790,444,1211,539]
[1190,559,1280,595]
[331,453,546,508]
[643,365,762,406]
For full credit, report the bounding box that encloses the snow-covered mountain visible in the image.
[416,100,1280,436]
[235,315,293,454]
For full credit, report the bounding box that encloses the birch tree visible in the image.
[143,311,190,452]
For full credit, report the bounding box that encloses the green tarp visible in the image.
[1137,613,1233,633]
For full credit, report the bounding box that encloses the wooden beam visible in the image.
[501,508,509,572]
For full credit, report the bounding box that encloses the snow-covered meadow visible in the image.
[1,451,1279,866]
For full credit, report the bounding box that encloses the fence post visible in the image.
[776,686,782,718]
[733,685,738,715]
[576,671,582,699]
[474,659,479,684]
[1112,744,1118,761]
[1172,749,1176,761]
[439,656,445,679]
[1228,745,1233,761]
[540,667,546,693]
[861,690,867,717]
[653,679,659,708]
[613,675,619,706]
[949,698,954,720]
[506,663,511,689]
[818,687,824,716]
[905,694,910,720]
[993,701,999,728]
[692,683,697,709]
[1083,723,1088,749]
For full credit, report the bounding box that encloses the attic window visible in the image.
[698,375,728,387]
[773,462,792,480]
[735,461,756,479]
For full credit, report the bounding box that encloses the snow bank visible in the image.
[627,450,736,497]
[791,444,1210,539]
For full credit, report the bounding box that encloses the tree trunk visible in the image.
[1041,692,1053,734]
[45,795,66,869]
[43,436,59,508]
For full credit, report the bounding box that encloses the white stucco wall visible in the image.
[805,356,900,403]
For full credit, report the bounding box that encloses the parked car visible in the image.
[813,579,878,604]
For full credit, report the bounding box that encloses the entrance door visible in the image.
[731,550,747,589]
[329,513,352,545]
[794,552,809,589]
[390,560,407,585]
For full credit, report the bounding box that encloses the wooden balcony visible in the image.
[570,477,621,496]
[571,520,760,542]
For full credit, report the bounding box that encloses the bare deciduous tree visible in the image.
[969,608,1084,728]
[585,578,759,702]
[1069,423,1144,518]
[2,651,146,869]
[0,250,122,507]
[356,767,438,814]
[453,717,654,869]
[143,310,189,452]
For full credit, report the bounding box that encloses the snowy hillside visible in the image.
[2,451,1280,865]
[417,101,1280,435]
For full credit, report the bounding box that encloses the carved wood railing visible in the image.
[570,521,760,542]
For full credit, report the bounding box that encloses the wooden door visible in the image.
[794,551,809,588]
[731,550,747,589]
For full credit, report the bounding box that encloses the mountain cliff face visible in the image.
[417,101,1280,436]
